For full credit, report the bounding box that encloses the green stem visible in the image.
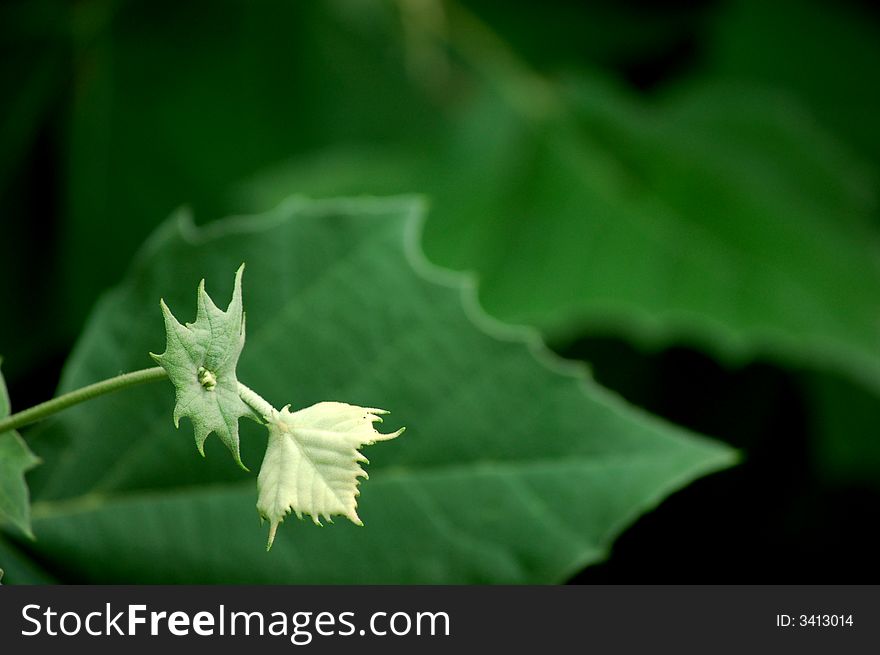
[0,366,168,434]
[238,382,276,421]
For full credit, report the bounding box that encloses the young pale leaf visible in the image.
[257,402,404,549]
[0,361,40,538]
[150,264,253,468]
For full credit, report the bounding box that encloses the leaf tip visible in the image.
[346,507,364,526]
[229,264,245,313]
[158,298,174,321]
[266,522,279,551]
[375,426,405,443]
[234,452,250,473]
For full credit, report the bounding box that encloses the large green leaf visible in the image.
[0,361,40,538]
[14,197,733,583]
[237,75,880,397]
[695,0,880,490]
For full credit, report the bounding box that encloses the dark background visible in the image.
[2,0,879,582]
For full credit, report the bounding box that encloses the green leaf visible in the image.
[237,77,880,397]
[22,197,734,583]
[0,360,40,538]
[151,263,252,468]
[258,402,404,549]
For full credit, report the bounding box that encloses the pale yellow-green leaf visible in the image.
[257,402,404,549]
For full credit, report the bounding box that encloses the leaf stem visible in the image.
[237,382,276,421]
[0,366,168,434]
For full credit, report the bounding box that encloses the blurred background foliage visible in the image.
[1,0,879,580]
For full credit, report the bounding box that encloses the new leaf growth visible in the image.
[257,402,404,549]
[152,266,404,548]
[151,265,254,468]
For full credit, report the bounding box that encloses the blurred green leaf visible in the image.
[18,197,733,583]
[552,78,880,372]
[238,74,880,398]
[0,361,40,538]
[703,0,880,172]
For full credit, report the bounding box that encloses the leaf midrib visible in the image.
[29,447,731,522]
